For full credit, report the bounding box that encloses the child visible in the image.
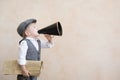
[17,18,53,80]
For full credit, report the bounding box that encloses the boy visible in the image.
[17,18,53,80]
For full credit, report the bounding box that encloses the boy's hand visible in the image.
[22,69,30,77]
[20,65,30,77]
[44,34,53,42]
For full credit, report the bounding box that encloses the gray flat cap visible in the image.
[17,18,37,37]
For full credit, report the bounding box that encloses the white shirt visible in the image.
[18,37,53,65]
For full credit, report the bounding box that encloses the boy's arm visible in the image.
[18,40,30,76]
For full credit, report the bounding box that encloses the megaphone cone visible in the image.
[38,22,63,36]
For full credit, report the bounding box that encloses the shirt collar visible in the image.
[26,37,38,41]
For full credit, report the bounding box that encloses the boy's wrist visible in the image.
[48,39,52,43]
[20,65,27,71]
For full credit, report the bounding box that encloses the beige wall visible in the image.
[0,0,120,80]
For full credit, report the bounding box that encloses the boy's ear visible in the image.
[25,30,30,36]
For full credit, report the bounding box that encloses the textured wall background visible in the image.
[0,0,120,80]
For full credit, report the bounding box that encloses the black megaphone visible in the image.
[38,22,63,36]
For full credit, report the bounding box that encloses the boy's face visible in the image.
[25,23,39,38]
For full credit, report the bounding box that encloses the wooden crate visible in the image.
[3,60,43,76]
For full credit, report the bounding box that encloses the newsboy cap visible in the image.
[17,18,37,37]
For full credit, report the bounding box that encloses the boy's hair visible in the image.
[17,18,37,37]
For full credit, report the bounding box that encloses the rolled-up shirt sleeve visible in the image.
[18,40,28,65]
[40,39,54,48]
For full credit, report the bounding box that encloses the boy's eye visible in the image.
[33,26,38,29]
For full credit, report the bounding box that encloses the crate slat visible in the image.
[3,60,43,76]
